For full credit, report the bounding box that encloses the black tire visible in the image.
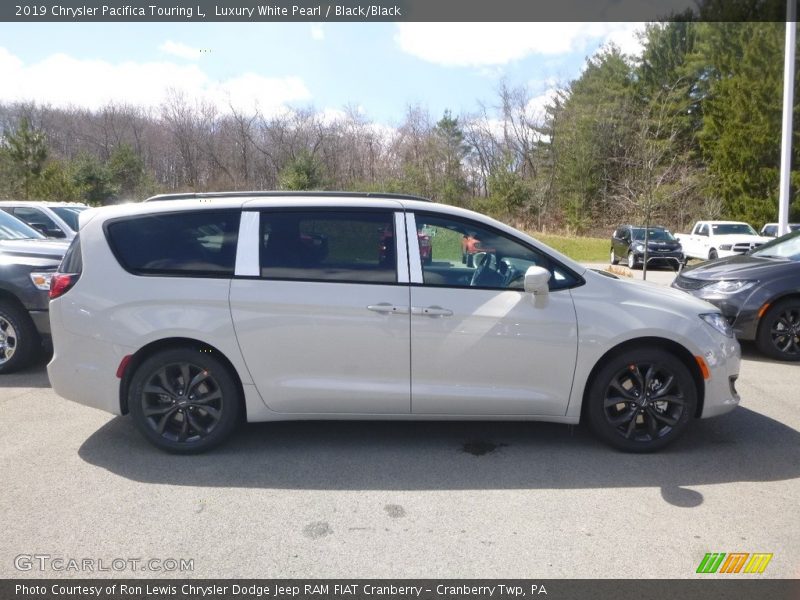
[128,347,241,453]
[756,299,800,361]
[610,249,619,265]
[627,251,639,269]
[586,348,697,452]
[0,300,40,374]
[708,248,718,260]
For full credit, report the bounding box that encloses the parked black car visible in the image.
[0,210,69,373]
[672,230,800,360]
[610,225,684,270]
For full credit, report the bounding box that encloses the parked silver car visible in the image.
[47,192,740,453]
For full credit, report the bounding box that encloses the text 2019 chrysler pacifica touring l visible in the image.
[47,192,740,453]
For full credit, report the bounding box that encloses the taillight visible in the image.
[49,273,79,299]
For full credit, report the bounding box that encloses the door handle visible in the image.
[412,305,453,317]
[367,303,409,314]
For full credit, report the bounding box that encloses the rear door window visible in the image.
[259,210,397,284]
[106,210,240,276]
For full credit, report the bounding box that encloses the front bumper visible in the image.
[698,329,741,418]
[634,251,684,265]
[28,310,51,337]
[671,280,761,341]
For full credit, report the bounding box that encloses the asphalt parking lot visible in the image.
[1,266,798,579]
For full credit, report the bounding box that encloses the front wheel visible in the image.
[128,348,242,453]
[708,248,718,260]
[0,300,40,374]
[627,251,639,269]
[586,348,697,452]
[756,300,800,361]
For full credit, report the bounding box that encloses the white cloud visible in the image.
[526,88,559,118]
[0,47,312,115]
[159,40,202,60]
[310,24,325,41]
[600,22,646,57]
[394,22,646,67]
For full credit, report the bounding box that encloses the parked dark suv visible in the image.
[0,210,68,373]
[611,225,684,270]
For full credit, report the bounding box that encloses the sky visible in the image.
[0,22,645,126]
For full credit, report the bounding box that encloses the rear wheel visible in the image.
[586,348,697,452]
[0,300,39,374]
[756,300,800,361]
[128,348,241,453]
[610,249,619,265]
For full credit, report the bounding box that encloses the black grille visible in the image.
[673,276,709,290]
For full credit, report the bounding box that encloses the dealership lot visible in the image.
[1,265,798,579]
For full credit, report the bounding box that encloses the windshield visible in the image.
[712,223,758,235]
[0,210,46,240]
[51,206,85,231]
[751,230,800,261]
[632,228,676,241]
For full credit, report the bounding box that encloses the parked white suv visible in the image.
[0,201,89,240]
[48,192,740,453]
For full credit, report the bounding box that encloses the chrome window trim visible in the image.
[234,210,260,277]
[405,212,423,284]
[394,211,409,284]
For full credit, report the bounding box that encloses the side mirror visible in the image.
[523,266,550,295]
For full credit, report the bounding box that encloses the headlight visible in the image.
[632,242,644,250]
[703,280,756,294]
[719,244,732,251]
[700,313,734,337]
[29,272,54,291]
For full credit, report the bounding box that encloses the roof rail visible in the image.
[144,191,432,203]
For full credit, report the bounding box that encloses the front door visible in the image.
[407,212,579,416]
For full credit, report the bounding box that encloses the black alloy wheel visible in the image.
[587,349,696,452]
[757,300,800,361]
[128,348,241,453]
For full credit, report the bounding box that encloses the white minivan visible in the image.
[47,192,740,453]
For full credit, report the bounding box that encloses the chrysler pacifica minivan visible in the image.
[48,192,740,453]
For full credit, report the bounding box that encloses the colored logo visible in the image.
[696,552,773,574]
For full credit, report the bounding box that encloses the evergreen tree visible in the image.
[3,117,48,200]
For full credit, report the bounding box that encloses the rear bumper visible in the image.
[47,300,129,416]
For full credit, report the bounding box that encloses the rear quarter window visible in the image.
[106,210,240,277]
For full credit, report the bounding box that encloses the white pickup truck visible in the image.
[676,220,770,261]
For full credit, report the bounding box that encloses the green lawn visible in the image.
[531,232,609,263]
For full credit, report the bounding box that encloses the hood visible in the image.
[584,269,718,314]
[680,254,798,281]
[717,234,770,244]
[0,238,69,261]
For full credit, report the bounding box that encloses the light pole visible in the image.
[778,0,796,236]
